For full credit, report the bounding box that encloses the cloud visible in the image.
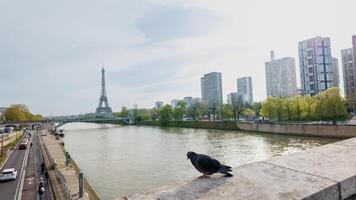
[137,5,220,42]
[1,0,356,115]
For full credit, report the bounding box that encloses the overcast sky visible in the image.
[1,0,356,116]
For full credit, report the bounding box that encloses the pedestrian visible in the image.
[41,162,46,174]
[44,171,49,185]
[38,181,45,199]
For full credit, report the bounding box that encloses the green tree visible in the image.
[290,96,303,120]
[4,104,42,121]
[231,96,245,121]
[315,87,347,120]
[150,108,159,121]
[261,97,276,120]
[303,95,316,120]
[242,108,255,120]
[218,104,233,121]
[252,102,262,117]
[159,105,173,126]
[115,106,129,118]
[176,101,187,120]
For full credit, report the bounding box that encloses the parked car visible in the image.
[0,168,17,181]
[19,139,29,150]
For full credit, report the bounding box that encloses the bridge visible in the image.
[52,114,132,128]
[0,114,132,131]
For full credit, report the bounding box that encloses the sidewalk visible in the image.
[42,134,88,200]
[348,115,356,125]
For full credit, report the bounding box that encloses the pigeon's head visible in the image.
[187,151,197,160]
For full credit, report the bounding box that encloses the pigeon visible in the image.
[187,151,233,178]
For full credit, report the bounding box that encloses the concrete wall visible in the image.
[127,137,356,200]
[237,122,356,138]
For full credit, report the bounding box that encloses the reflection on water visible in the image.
[62,123,339,200]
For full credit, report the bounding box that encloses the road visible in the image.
[0,133,27,200]
[21,130,53,200]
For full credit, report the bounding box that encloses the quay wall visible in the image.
[237,122,356,138]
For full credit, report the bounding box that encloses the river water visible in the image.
[62,122,338,200]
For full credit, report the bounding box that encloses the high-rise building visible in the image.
[155,101,164,110]
[332,57,340,87]
[201,72,223,106]
[341,48,355,98]
[237,77,253,104]
[353,35,356,71]
[265,51,297,97]
[227,92,237,105]
[299,36,333,95]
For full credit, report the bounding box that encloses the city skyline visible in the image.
[1,1,355,115]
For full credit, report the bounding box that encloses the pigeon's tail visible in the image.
[218,165,233,173]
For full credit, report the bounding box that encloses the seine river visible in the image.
[62,122,338,200]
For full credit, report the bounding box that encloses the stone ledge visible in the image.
[125,137,356,200]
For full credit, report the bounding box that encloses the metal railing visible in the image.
[56,170,72,200]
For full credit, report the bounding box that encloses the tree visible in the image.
[159,105,173,126]
[290,96,302,120]
[4,104,42,121]
[242,108,255,120]
[315,87,347,120]
[252,102,262,117]
[231,95,245,121]
[284,98,292,121]
[303,95,315,120]
[218,104,233,121]
[115,106,129,118]
[176,101,187,120]
[150,108,159,121]
[261,97,276,120]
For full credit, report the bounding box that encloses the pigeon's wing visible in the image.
[195,155,221,174]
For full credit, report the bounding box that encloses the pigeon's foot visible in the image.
[224,172,233,177]
[198,174,210,179]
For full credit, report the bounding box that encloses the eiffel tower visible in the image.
[96,68,113,113]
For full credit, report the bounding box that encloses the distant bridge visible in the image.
[0,115,132,130]
[0,120,48,130]
[53,116,131,128]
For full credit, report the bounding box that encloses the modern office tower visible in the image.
[265,51,297,97]
[299,36,334,95]
[332,57,340,87]
[201,72,223,106]
[237,77,253,104]
[227,92,238,105]
[155,101,164,110]
[341,48,355,98]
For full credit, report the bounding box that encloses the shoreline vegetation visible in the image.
[138,120,240,131]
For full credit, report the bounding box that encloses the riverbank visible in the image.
[139,121,239,131]
[137,120,356,139]
[42,133,100,200]
[237,122,356,139]
[127,137,356,200]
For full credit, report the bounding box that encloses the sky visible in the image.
[1,0,356,116]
